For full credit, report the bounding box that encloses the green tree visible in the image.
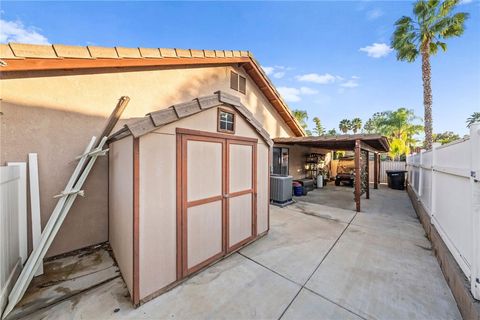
[364,112,389,133]
[327,128,337,135]
[292,109,312,135]
[467,112,480,128]
[312,117,325,136]
[351,118,363,134]
[339,119,351,133]
[389,135,410,161]
[433,131,460,144]
[366,108,423,158]
[391,0,469,150]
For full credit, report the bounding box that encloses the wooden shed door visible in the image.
[179,131,257,277]
[181,135,226,275]
[226,140,256,252]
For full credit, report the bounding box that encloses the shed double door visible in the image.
[179,132,257,277]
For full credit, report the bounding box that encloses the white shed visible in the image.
[108,91,272,305]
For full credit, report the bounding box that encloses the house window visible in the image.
[272,147,289,175]
[218,109,235,133]
[230,71,246,94]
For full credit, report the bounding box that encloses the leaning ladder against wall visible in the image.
[1,96,130,319]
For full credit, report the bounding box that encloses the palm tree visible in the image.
[467,112,480,128]
[339,119,351,134]
[351,118,362,134]
[292,109,312,135]
[312,117,325,136]
[391,0,468,150]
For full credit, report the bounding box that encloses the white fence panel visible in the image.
[369,160,406,184]
[407,123,480,300]
[0,166,26,312]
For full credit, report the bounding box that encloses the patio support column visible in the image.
[355,139,361,212]
[366,150,370,199]
[374,152,379,189]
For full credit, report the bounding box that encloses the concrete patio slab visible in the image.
[288,200,356,224]
[18,185,461,320]
[25,253,300,320]
[294,184,356,211]
[281,288,362,320]
[305,223,461,320]
[240,205,348,284]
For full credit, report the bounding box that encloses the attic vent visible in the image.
[230,71,246,94]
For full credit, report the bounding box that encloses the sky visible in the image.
[1,1,479,136]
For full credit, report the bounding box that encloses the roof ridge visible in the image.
[0,42,251,60]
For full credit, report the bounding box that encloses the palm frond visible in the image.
[439,0,459,17]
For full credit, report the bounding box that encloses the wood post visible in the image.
[374,152,379,189]
[355,139,361,212]
[366,150,370,199]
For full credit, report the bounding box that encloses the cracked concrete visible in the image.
[22,184,461,320]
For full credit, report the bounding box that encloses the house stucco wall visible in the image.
[0,64,293,257]
[274,144,331,180]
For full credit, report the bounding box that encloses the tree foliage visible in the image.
[467,112,480,128]
[351,118,362,134]
[312,117,325,136]
[327,128,337,135]
[433,131,460,145]
[292,109,312,136]
[366,108,423,159]
[339,119,351,133]
[391,0,468,150]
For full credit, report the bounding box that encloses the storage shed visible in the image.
[108,91,272,305]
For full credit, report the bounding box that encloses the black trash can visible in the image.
[386,170,407,190]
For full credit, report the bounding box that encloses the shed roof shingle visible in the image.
[109,91,273,146]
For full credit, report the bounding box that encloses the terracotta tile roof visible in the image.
[0,43,251,60]
[0,42,305,137]
[109,91,273,146]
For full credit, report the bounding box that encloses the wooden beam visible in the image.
[366,150,370,200]
[374,152,379,189]
[359,140,378,153]
[354,139,361,212]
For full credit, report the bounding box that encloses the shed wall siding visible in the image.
[138,133,177,299]
[1,65,287,256]
[135,106,270,299]
[108,136,134,294]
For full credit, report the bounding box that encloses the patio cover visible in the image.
[273,134,390,212]
[273,134,389,152]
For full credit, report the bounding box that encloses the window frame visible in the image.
[230,71,247,95]
[217,108,236,134]
[272,147,289,176]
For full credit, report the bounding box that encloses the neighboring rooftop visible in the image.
[0,42,305,137]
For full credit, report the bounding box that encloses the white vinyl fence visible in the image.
[0,164,27,313]
[369,160,406,183]
[407,123,480,300]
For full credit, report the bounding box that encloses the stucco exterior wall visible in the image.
[136,106,269,300]
[1,64,290,256]
[274,144,331,180]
